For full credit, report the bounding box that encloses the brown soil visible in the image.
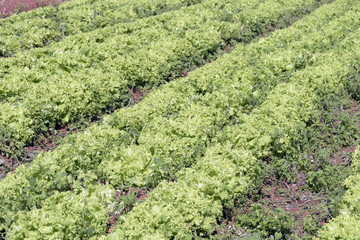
[108,187,149,233]
[0,37,234,180]
[329,145,357,166]
[0,0,68,17]
[128,87,149,104]
[215,140,359,239]
[0,84,150,181]
[329,99,360,166]
[0,125,70,179]
[0,154,15,178]
[215,99,359,239]
[213,170,329,239]
[261,177,328,237]
[348,98,360,116]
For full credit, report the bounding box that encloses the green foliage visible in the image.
[229,36,360,239]
[271,93,358,185]
[346,65,360,101]
[6,185,114,239]
[302,215,320,236]
[0,125,128,235]
[0,0,360,239]
[267,69,359,203]
[318,148,360,239]
[106,78,320,239]
[0,0,324,157]
[236,204,295,238]
[105,3,360,237]
[0,0,203,56]
[106,146,258,239]
[13,3,28,15]
[226,73,359,239]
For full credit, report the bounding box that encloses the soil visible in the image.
[108,187,149,233]
[128,87,149,104]
[0,0,68,17]
[260,176,328,237]
[214,172,329,239]
[0,84,152,180]
[215,98,359,239]
[0,154,14,178]
[0,125,68,179]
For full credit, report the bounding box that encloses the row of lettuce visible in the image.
[105,3,360,237]
[0,0,203,56]
[1,0,359,238]
[0,0,320,157]
[0,0,288,101]
[318,148,360,239]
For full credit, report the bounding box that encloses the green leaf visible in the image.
[5,218,12,226]
[184,234,193,240]
[161,166,170,171]
[275,232,282,240]
[149,166,157,171]
[29,176,37,187]
[150,146,155,155]
[160,215,169,223]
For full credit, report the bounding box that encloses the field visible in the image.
[0,0,359,239]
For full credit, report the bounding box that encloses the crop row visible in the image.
[0,0,272,101]
[1,0,359,238]
[0,0,319,157]
[0,0,238,67]
[9,30,360,238]
[105,12,360,239]
[100,0,360,188]
[318,147,360,239]
[106,73,318,239]
[0,0,203,56]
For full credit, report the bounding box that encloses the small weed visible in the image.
[236,204,295,238]
[13,3,27,14]
[217,78,359,239]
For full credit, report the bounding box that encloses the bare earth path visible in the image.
[0,0,68,17]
